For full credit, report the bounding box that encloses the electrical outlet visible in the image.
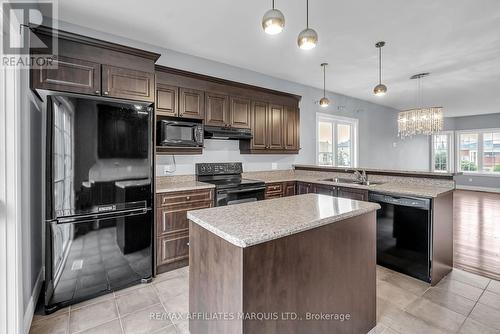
[393,142,397,148]
[271,163,278,170]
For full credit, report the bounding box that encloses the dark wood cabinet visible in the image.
[179,87,205,120]
[205,92,229,126]
[283,182,296,197]
[101,65,154,102]
[31,55,101,95]
[156,189,214,273]
[156,84,178,117]
[30,27,159,102]
[313,184,336,196]
[265,183,283,199]
[230,97,251,129]
[337,187,368,201]
[154,66,301,155]
[248,101,268,150]
[268,104,284,150]
[284,105,299,151]
[297,182,314,195]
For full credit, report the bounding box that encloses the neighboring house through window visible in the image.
[316,113,358,167]
[431,131,454,172]
[456,129,500,174]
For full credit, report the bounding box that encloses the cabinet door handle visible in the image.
[187,242,190,246]
[103,91,109,95]
[95,90,100,95]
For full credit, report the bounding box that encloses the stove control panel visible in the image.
[196,162,243,176]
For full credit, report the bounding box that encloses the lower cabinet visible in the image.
[337,187,369,201]
[297,182,314,195]
[313,184,336,196]
[283,182,296,197]
[265,182,283,199]
[156,188,214,273]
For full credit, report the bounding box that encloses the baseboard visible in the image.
[23,268,43,334]
[456,185,500,193]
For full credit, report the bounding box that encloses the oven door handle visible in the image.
[221,187,266,194]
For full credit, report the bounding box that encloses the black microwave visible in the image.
[157,120,204,147]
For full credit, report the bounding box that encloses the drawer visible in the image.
[157,232,189,266]
[156,201,212,236]
[157,189,213,207]
[266,183,283,193]
[266,193,283,199]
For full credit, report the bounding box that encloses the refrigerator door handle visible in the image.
[56,207,150,224]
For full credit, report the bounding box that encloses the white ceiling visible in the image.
[57,0,500,117]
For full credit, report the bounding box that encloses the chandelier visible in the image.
[398,73,443,139]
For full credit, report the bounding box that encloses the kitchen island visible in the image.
[187,194,380,334]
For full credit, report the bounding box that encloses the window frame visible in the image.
[431,131,455,173]
[455,128,500,176]
[315,113,359,167]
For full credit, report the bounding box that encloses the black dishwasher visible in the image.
[369,192,432,283]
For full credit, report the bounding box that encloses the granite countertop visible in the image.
[156,181,215,193]
[245,172,454,198]
[293,164,461,178]
[187,194,380,248]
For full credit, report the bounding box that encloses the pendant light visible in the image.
[297,0,318,50]
[373,41,387,96]
[319,63,330,107]
[262,0,285,35]
[398,73,443,138]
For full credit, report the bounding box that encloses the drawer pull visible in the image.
[186,196,191,201]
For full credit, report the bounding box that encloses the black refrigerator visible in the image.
[44,93,154,313]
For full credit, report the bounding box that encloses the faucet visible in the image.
[353,170,367,183]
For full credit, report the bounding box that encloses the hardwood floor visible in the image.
[454,190,500,280]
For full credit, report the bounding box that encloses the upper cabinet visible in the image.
[284,105,300,151]
[156,84,178,117]
[205,92,229,126]
[239,102,299,153]
[30,26,160,102]
[179,88,205,120]
[268,104,284,150]
[155,66,301,155]
[230,97,251,129]
[31,55,101,95]
[101,65,154,101]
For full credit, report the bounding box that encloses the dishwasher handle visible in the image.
[369,192,430,210]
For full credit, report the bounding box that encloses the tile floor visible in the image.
[30,266,500,334]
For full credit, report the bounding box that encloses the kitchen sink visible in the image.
[320,178,383,186]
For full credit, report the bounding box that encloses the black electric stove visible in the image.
[195,163,265,206]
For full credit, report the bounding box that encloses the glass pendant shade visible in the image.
[373,83,387,96]
[398,73,443,138]
[398,107,443,138]
[319,97,330,107]
[298,28,318,50]
[262,9,285,35]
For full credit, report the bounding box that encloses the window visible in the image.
[456,129,500,174]
[316,114,358,167]
[483,132,500,172]
[431,132,454,172]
